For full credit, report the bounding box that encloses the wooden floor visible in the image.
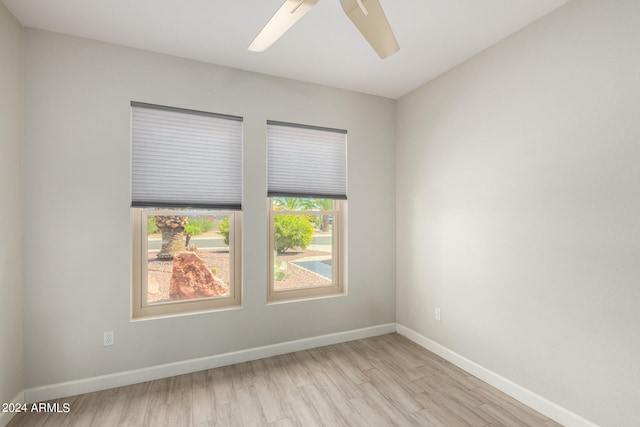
[8,334,563,427]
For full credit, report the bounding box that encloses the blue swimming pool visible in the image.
[292,259,332,279]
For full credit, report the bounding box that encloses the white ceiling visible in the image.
[2,0,570,99]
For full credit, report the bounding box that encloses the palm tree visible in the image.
[273,197,316,211]
[155,215,188,259]
[313,199,333,232]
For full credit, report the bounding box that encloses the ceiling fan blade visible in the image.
[339,0,399,58]
[248,0,319,52]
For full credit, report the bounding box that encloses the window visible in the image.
[266,121,347,301]
[131,102,242,318]
[268,198,344,300]
[132,209,241,318]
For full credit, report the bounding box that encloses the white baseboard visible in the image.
[396,324,599,427]
[0,390,25,427]
[20,322,597,427]
[24,323,396,404]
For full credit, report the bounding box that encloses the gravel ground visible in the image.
[147,248,332,303]
[274,250,332,289]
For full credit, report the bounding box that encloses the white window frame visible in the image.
[131,208,242,319]
[267,199,345,302]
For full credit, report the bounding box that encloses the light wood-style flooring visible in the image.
[7,333,563,426]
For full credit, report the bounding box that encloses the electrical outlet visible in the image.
[103,331,114,346]
[435,308,442,321]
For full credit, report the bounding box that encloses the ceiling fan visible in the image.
[248,0,399,59]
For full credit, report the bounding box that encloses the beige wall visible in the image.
[22,29,396,389]
[0,0,24,416]
[396,1,640,426]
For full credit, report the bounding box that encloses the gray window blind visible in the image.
[267,121,347,200]
[131,102,243,210]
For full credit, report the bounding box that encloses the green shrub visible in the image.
[147,217,159,234]
[184,225,202,247]
[188,217,214,233]
[219,217,230,246]
[274,215,313,254]
[184,225,202,236]
[219,215,314,253]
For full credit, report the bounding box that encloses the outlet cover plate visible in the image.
[103,331,114,346]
